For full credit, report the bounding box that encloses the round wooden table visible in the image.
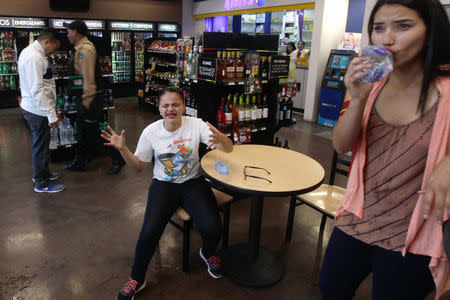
[201,144,325,287]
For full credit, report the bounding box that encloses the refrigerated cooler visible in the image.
[0,16,47,108]
[108,21,155,93]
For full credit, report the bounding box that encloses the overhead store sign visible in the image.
[0,17,46,28]
[225,0,266,10]
[109,21,154,31]
[49,19,105,30]
[158,23,179,32]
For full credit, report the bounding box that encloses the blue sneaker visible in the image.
[32,172,60,183]
[199,248,223,279]
[116,277,146,300]
[34,183,65,193]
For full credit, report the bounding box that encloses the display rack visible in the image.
[139,37,177,109]
[0,30,19,108]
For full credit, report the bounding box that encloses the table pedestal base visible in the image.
[220,243,284,287]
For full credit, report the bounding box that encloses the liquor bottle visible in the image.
[283,138,289,149]
[238,94,245,126]
[244,95,251,125]
[225,51,235,82]
[274,137,279,147]
[251,95,258,132]
[235,52,244,80]
[216,51,222,81]
[191,46,199,79]
[279,98,285,122]
[256,94,263,126]
[285,97,293,122]
[244,53,252,77]
[260,56,268,78]
[217,97,225,133]
[224,94,233,126]
[262,94,269,121]
[232,93,239,127]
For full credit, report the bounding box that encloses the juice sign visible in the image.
[224,0,265,10]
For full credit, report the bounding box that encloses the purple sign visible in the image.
[225,0,267,10]
[205,16,229,33]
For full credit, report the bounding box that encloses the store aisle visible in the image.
[0,100,433,299]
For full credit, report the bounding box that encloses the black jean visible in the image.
[74,95,122,162]
[22,109,51,188]
[130,177,222,283]
[319,227,435,300]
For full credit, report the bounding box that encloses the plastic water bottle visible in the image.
[66,120,75,144]
[358,46,393,82]
[59,121,69,145]
[50,127,59,149]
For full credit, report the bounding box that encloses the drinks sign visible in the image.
[110,21,154,31]
[225,0,266,10]
[198,57,217,81]
[49,19,105,30]
[0,17,46,28]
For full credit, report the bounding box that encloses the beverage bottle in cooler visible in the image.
[191,46,199,79]
[50,127,59,149]
[1,76,6,90]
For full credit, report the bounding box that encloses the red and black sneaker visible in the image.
[199,248,223,279]
[116,277,146,300]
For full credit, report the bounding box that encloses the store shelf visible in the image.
[0,73,17,76]
[56,143,77,149]
[0,61,17,63]
[113,70,132,73]
[112,60,131,63]
[102,74,114,77]
[53,76,70,80]
[157,63,176,67]
[302,30,313,32]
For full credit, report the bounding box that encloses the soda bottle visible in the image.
[358,46,393,82]
[9,75,15,90]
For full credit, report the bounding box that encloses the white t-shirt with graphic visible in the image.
[134,116,212,183]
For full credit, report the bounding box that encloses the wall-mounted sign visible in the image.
[49,19,105,30]
[0,17,46,28]
[109,21,154,31]
[158,23,179,32]
[225,0,266,11]
[132,22,154,31]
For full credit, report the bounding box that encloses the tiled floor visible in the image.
[0,99,441,299]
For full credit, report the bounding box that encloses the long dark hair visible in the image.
[286,42,296,54]
[160,86,184,103]
[368,0,450,113]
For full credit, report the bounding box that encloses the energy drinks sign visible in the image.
[0,17,46,28]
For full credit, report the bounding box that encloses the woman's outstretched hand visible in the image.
[101,125,126,150]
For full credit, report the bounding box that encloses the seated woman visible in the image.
[102,86,233,300]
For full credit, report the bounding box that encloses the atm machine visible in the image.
[318,49,357,127]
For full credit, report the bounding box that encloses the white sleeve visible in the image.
[198,119,213,145]
[134,129,154,162]
[27,57,58,123]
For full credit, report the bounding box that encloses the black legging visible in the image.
[131,177,222,283]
